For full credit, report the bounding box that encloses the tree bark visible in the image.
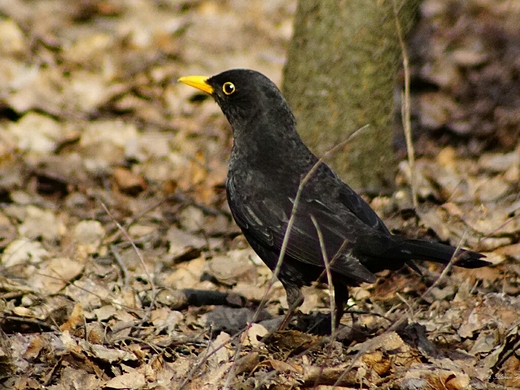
[282,0,420,193]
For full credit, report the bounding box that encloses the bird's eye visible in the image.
[222,82,236,95]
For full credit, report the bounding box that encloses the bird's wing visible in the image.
[229,192,378,284]
[337,184,390,234]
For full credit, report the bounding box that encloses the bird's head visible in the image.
[178,69,295,134]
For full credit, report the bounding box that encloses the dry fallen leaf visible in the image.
[29,259,81,295]
[73,220,105,256]
[104,371,146,389]
[2,238,49,267]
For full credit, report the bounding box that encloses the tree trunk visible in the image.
[282,0,420,193]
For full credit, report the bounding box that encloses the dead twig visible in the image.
[394,0,417,209]
[101,202,157,326]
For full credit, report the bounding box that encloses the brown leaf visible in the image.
[60,304,85,332]
[268,358,302,374]
[113,167,147,196]
[104,371,146,389]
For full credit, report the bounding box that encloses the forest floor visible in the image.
[0,0,519,389]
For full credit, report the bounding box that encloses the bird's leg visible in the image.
[333,283,349,329]
[278,284,304,330]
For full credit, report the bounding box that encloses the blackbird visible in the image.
[178,69,489,328]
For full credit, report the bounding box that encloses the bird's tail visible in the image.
[394,238,490,268]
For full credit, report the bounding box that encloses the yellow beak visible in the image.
[178,75,213,94]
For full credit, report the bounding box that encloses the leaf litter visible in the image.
[0,0,519,389]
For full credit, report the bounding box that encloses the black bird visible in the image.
[178,69,489,328]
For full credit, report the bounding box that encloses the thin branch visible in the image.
[111,244,130,289]
[310,215,335,335]
[101,202,157,321]
[394,0,417,209]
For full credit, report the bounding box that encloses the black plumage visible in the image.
[178,69,489,328]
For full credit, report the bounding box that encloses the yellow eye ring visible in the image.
[222,82,236,95]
